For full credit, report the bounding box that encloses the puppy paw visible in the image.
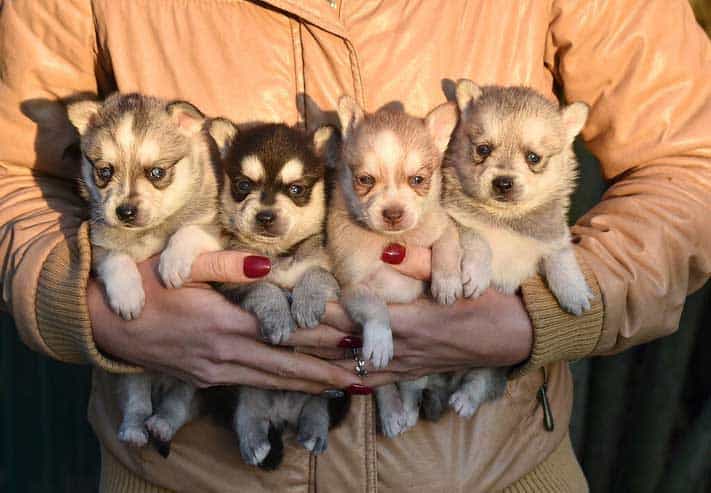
[554,281,594,316]
[117,423,149,447]
[240,436,272,466]
[431,269,463,305]
[461,255,491,299]
[260,308,297,345]
[449,390,484,418]
[291,290,327,329]
[145,415,176,443]
[379,408,409,438]
[297,428,329,455]
[105,274,145,320]
[159,247,195,289]
[362,321,393,369]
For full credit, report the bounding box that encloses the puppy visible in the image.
[328,97,461,437]
[67,93,221,451]
[206,119,347,468]
[441,80,594,417]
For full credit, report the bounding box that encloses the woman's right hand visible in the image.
[89,251,361,393]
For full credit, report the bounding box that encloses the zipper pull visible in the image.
[537,367,555,432]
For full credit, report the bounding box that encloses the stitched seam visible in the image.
[290,18,307,129]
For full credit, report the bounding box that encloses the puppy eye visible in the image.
[526,152,541,164]
[288,183,305,197]
[96,165,113,181]
[147,167,166,181]
[476,144,492,157]
[408,175,425,187]
[236,179,252,193]
[356,175,375,187]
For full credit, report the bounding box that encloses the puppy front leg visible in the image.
[291,267,340,329]
[116,373,152,447]
[95,247,145,320]
[145,379,197,447]
[459,228,493,299]
[341,285,392,368]
[221,282,296,344]
[430,220,463,305]
[159,224,224,288]
[449,367,507,417]
[296,395,330,454]
[542,245,593,316]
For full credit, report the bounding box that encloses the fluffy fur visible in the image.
[441,80,594,417]
[207,120,347,469]
[328,97,461,437]
[67,93,221,451]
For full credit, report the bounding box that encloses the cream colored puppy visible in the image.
[328,97,461,436]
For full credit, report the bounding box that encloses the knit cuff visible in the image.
[510,249,604,379]
[36,221,141,373]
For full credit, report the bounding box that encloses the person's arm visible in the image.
[532,0,711,367]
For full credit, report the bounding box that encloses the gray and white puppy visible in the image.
[207,119,346,469]
[68,93,221,451]
[441,80,594,417]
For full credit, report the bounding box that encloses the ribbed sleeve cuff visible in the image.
[36,221,141,373]
[510,250,604,379]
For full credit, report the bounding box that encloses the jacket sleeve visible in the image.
[0,0,137,372]
[515,0,711,376]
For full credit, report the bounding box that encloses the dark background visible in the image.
[2,2,711,492]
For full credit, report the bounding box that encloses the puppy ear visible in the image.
[560,102,589,143]
[425,102,458,154]
[455,79,482,112]
[66,100,101,135]
[166,100,205,135]
[337,95,364,139]
[207,117,238,158]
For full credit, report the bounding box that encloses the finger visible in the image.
[190,251,271,283]
[211,337,361,388]
[320,303,358,332]
[283,324,353,348]
[381,243,432,281]
[150,361,335,394]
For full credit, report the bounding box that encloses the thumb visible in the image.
[381,243,432,281]
[190,251,271,283]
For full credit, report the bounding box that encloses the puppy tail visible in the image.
[258,425,285,471]
[421,387,448,422]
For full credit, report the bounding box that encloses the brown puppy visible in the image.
[328,97,460,436]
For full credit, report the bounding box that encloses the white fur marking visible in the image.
[98,252,145,320]
[241,155,265,182]
[374,131,403,167]
[137,138,161,164]
[115,114,135,152]
[278,158,304,183]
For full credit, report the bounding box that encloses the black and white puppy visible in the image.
[206,120,348,469]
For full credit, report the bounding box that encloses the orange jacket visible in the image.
[1,1,710,491]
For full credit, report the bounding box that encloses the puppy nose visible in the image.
[382,207,404,224]
[492,176,515,195]
[256,210,276,226]
[115,203,138,223]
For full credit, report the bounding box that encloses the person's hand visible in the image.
[90,251,361,393]
[310,243,533,389]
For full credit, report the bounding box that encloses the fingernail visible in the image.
[338,335,363,348]
[243,255,271,278]
[381,243,406,265]
[346,384,373,395]
[321,389,345,399]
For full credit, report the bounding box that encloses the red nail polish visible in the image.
[243,255,271,278]
[381,243,406,265]
[338,336,363,348]
[346,384,373,395]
